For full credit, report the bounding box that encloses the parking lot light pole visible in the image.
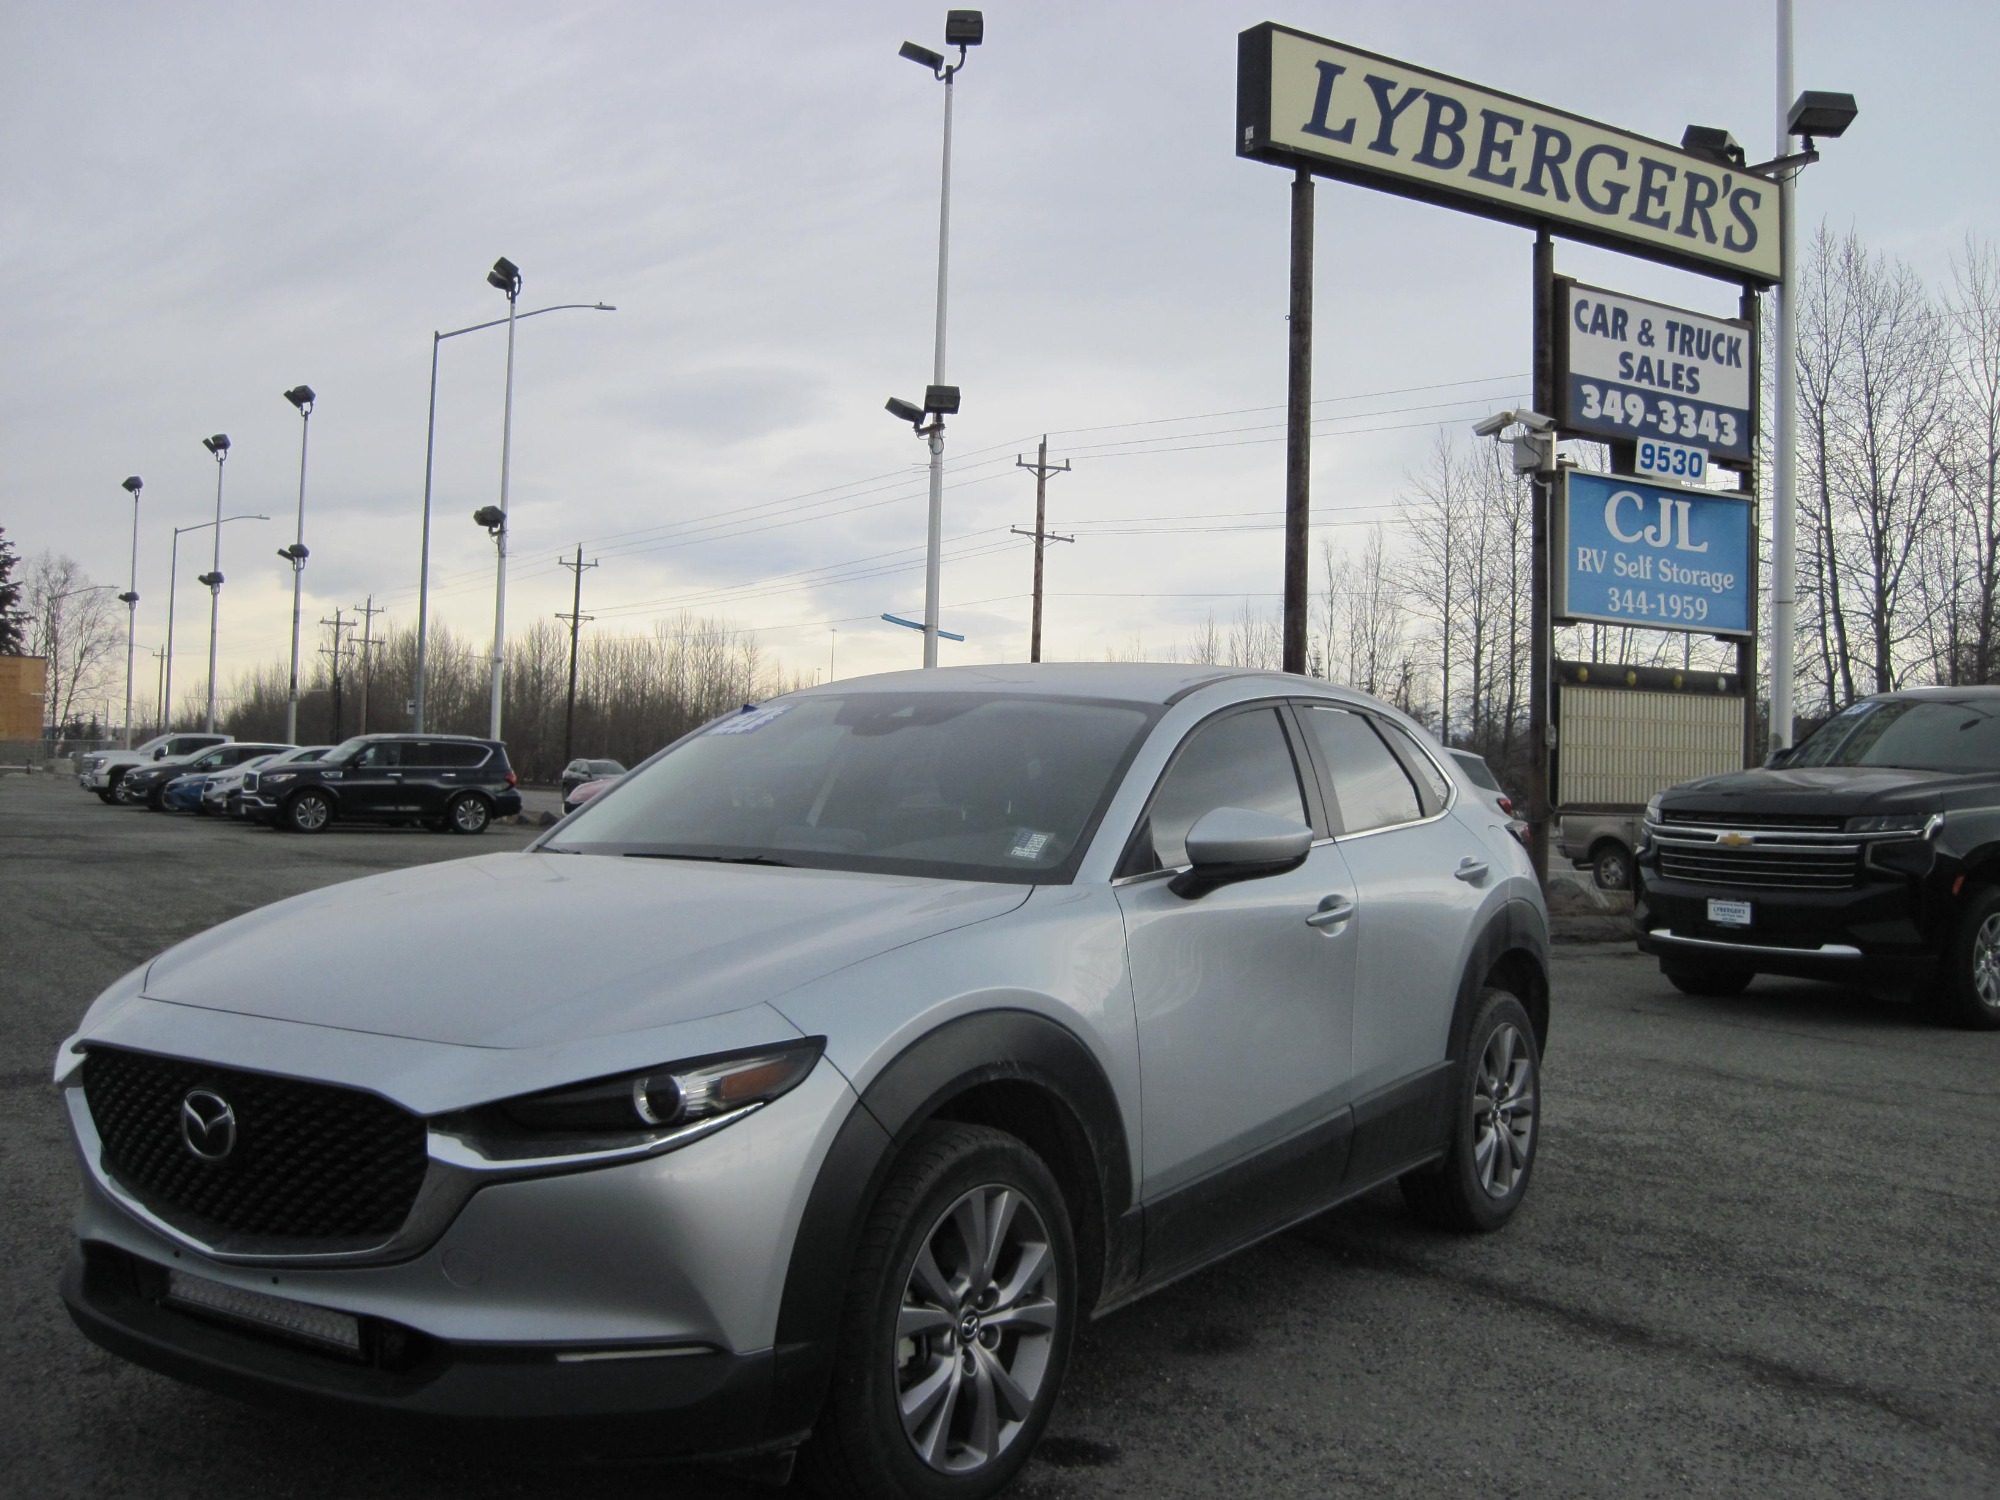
[280,387,315,745]
[484,257,521,740]
[899,11,982,668]
[472,504,507,736]
[198,435,230,732]
[412,292,614,733]
[118,477,142,748]
[164,512,267,737]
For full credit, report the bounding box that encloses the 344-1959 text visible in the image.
[1603,588,1710,622]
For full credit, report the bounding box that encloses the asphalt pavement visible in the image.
[3,772,1995,1498]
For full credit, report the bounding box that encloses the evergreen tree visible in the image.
[0,528,24,653]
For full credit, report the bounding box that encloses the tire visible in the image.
[446,794,491,835]
[284,790,333,834]
[1591,842,1634,891]
[1661,960,1754,997]
[1933,884,2000,1031]
[1401,989,1541,1234]
[798,1123,1076,1500]
[95,790,115,804]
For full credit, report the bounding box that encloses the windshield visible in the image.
[1787,698,2000,773]
[549,692,1156,883]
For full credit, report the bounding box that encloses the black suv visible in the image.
[242,733,522,836]
[1635,687,2000,1029]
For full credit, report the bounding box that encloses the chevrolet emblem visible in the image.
[1718,832,1753,848]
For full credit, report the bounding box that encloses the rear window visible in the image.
[1449,751,1501,791]
[434,743,491,768]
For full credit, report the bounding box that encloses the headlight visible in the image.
[444,1040,825,1161]
[1644,795,1664,824]
[1846,813,1936,834]
[264,772,297,785]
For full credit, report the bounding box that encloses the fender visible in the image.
[764,1008,1133,1440]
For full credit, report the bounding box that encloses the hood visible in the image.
[1658,765,1953,819]
[139,851,1029,1050]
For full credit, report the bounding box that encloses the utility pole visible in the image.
[1012,437,1073,663]
[353,596,384,735]
[556,546,599,767]
[319,610,354,743]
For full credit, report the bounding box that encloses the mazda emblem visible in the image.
[180,1089,237,1161]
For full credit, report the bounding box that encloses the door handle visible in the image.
[1305,894,1355,930]
[1454,857,1489,883]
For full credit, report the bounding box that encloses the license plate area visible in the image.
[165,1268,362,1355]
[1707,897,1753,928]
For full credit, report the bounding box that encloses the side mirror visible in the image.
[1170,807,1313,899]
[153,749,165,760]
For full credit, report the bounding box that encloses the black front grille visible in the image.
[83,1047,428,1242]
[1654,838,1859,890]
[1661,809,1846,832]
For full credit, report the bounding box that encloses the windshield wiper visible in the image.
[622,851,795,867]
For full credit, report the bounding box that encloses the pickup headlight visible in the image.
[1644,795,1664,825]
[1846,813,1937,834]
[443,1039,825,1161]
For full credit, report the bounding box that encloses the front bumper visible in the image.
[1634,870,1939,987]
[58,1059,854,1452]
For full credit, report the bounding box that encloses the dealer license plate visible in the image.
[1707,898,1752,927]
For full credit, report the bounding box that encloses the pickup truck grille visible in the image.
[1651,824,1859,890]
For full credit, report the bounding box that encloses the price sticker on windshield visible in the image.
[1635,437,1707,483]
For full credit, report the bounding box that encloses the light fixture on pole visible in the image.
[480,257,522,740]
[279,386,315,744]
[411,294,615,733]
[118,477,142,749]
[897,10,983,668]
[198,434,230,732]
[1759,4,1856,753]
[164,511,266,738]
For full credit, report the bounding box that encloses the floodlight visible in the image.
[197,571,224,588]
[121,476,142,493]
[923,384,961,415]
[487,256,521,293]
[278,543,310,562]
[1787,91,1858,141]
[117,591,139,605]
[899,40,945,70]
[202,434,230,455]
[944,10,984,46]
[283,385,315,410]
[886,396,926,424]
[1680,125,1745,169]
[472,505,506,530]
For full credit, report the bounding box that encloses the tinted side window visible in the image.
[1304,707,1423,833]
[353,742,403,769]
[1130,708,1307,873]
[439,743,490,768]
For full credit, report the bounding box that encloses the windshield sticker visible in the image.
[708,702,795,736]
[1008,828,1054,861]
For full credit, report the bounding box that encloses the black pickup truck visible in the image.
[1635,687,2000,1029]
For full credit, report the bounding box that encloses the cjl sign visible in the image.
[1554,472,1752,637]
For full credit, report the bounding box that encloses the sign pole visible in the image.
[1739,284,1763,768]
[1283,167,1313,676]
[1528,228,1555,888]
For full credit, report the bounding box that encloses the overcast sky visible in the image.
[4,0,1994,709]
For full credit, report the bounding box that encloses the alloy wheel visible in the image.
[1471,1021,1537,1199]
[1973,913,2000,1009]
[894,1185,1060,1475]
[290,794,329,832]
[450,796,488,833]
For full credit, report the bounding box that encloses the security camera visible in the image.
[1472,410,1514,438]
[1515,410,1556,433]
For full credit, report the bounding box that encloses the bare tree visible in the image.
[26,553,120,733]
[1938,235,2000,683]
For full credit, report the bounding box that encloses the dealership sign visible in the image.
[1554,472,1753,637]
[1559,283,1752,461]
[1237,24,1781,285]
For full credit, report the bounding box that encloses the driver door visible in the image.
[1115,704,1358,1278]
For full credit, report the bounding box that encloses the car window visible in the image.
[1128,707,1308,874]
[352,742,403,769]
[1303,707,1424,833]
[441,743,491,768]
[1382,721,1452,809]
[552,692,1155,884]
[591,759,625,775]
[1449,749,1501,792]
[1788,698,2000,773]
[192,749,229,770]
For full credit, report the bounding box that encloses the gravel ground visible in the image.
[3,772,1995,1498]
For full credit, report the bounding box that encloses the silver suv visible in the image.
[57,665,1548,1496]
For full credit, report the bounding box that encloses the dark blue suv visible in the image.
[241,734,522,835]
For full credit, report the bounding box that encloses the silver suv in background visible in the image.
[58,665,1549,1497]
[80,733,230,803]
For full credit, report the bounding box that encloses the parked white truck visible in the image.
[79,732,231,803]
